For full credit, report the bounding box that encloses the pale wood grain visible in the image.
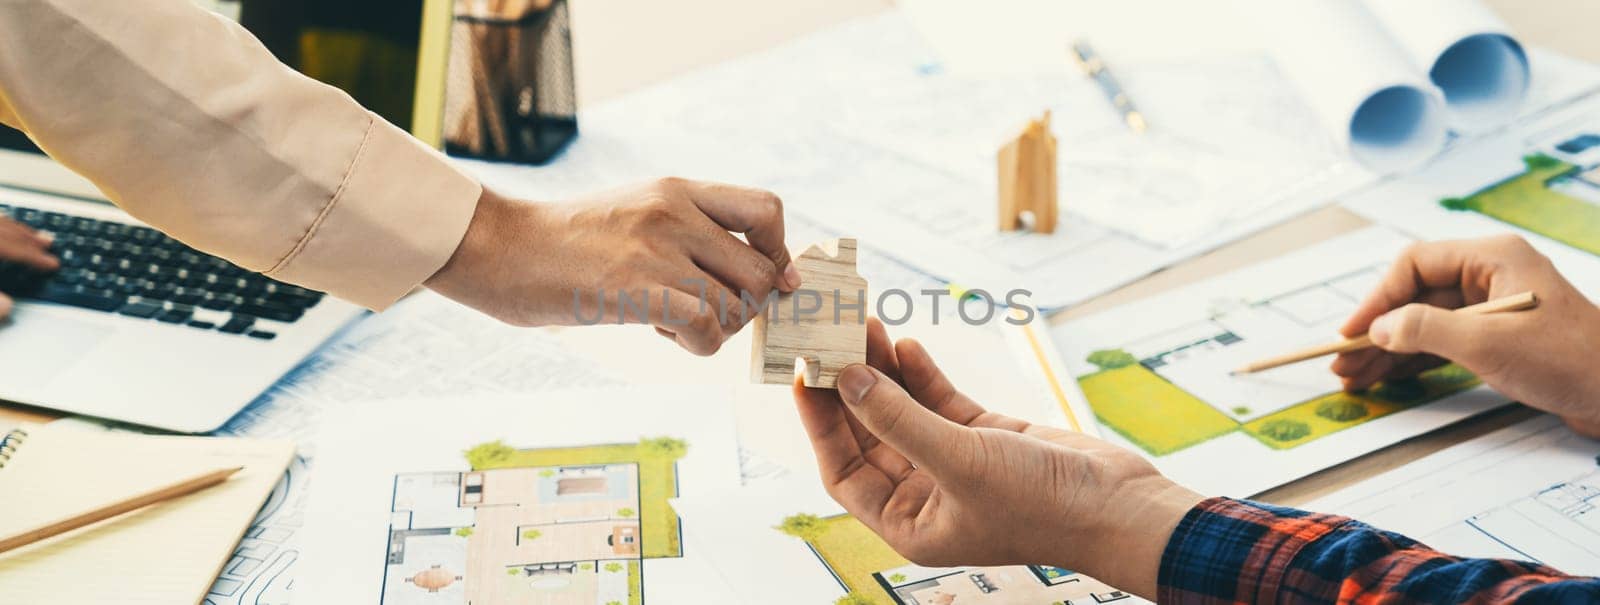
[751,239,868,388]
[997,112,1059,234]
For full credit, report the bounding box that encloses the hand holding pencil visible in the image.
[1330,236,1600,437]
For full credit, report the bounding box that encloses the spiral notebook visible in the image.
[0,422,294,603]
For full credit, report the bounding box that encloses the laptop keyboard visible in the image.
[0,204,326,340]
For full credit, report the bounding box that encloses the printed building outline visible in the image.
[379,438,688,605]
[779,513,1134,605]
[1075,265,1481,456]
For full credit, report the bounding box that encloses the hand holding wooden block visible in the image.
[750,238,868,388]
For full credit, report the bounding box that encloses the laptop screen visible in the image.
[0,0,449,158]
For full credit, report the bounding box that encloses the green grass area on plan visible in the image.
[475,443,683,558]
[1455,156,1600,255]
[801,515,908,605]
[1078,365,1239,456]
[627,561,642,605]
[1241,365,1479,449]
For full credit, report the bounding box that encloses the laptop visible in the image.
[0,0,454,433]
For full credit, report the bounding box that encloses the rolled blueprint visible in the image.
[1240,0,1449,174]
[1363,0,1528,132]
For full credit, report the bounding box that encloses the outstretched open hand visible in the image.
[793,319,1201,598]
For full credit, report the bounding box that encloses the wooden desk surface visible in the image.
[4,0,1596,505]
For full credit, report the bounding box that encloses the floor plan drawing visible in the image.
[1311,414,1600,577]
[1457,471,1600,573]
[775,513,1136,605]
[1053,227,1511,496]
[380,438,688,605]
[1073,263,1480,456]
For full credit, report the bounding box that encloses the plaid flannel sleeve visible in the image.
[1157,497,1599,604]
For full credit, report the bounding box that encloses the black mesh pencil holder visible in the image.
[445,0,578,165]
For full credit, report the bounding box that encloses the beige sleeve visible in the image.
[0,0,481,310]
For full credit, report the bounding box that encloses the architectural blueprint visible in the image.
[297,388,743,604]
[202,293,624,605]
[1053,227,1510,496]
[676,480,1144,605]
[1312,414,1600,576]
[1344,93,1600,298]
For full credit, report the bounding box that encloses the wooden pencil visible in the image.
[1231,291,1538,375]
[0,466,243,555]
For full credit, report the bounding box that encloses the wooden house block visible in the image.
[997,111,1058,234]
[750,238,868,388]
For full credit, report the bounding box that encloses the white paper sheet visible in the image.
[1310,414,1600,576]
[675,479,1148,605]
[200,292,624,605]
[296,388,744,604]
[1051,227,1511,497]
[896,0,1261,75]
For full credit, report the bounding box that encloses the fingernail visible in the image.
[36,231,53,245]
[837,365,876,405]
[1369,314,1395,347]
[783,263,802,290]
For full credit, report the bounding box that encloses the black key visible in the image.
[187,320,217,330]
[140,281,177,300]
[246,330,277,340]
[169,288,203,305]
[112,276,141,294]
[35,284,123,311]
[14,208,41,227]
[219,314,255,334]
[118,300,163,319]
[235,299,302,323]
[156,305,194,324]
[200,293,237,311]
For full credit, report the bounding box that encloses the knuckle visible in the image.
[1393,304,1429,348]
[652,176,688,192]
[756,190,783,215]
[750,260,778,288]
[1489,233,1529,251]
[898,542,938,566]
[692,307,721,333]
[870,392,908,437]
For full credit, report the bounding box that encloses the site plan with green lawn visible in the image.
[379,438,687,605]
[776,513,1134,605]
[1439,152,1600,256]
[1053,227,1510,496]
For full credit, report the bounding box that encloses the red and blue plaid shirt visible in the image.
[1159,498,1599,604]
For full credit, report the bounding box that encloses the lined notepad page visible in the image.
[0,423,293,603]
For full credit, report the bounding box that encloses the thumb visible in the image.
[836,364,969,471]
[1368,303,1494,365]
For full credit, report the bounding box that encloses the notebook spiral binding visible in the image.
[0,427,28,469]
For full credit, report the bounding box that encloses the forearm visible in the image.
[0,0,479,309]
[1158,497,1597,604]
